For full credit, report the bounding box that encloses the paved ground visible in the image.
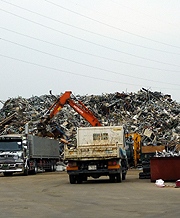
[0,169,179,218]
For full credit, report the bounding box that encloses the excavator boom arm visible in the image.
[49,91,72,118]
[47,91,101,126]
[68,99,101,126]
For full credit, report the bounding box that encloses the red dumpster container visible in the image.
[150,157,180,182]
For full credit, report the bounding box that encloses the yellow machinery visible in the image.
[125,133,141,167]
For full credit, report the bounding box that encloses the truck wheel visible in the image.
[53,163,57,171]
[116,171,122,183]
[3,172,12,177]
[82,175,87,182]
[34,164,38,174]
[48,162,54,172]
[23,168,28,176]
[109,175,115,183]
[122,173,126,180]
[32,161,38,174]
[76,176,82,184]
[69,175,76,184]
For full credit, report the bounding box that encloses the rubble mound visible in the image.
[1,88,180,147]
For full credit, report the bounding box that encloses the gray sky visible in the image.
[1,0,180,108]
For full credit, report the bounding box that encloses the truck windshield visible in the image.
[0,141,22,151]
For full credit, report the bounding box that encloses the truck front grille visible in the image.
[0,163,18,169]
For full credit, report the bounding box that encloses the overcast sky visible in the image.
[1,0,180,108]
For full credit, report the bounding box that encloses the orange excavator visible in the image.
[37,91,101,137]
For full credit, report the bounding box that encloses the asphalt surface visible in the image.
[0,169,179,218]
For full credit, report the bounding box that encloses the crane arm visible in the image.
[39,91,101,134]
[68,99,101,126]
[48,91,72,118]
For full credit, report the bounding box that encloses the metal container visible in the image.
[150,157,180,182]
[28,135,59,159]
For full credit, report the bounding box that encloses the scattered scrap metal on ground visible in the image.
[1,88,180,156]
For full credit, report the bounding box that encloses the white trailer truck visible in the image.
[64,126,128,184]
[0,134,59,176]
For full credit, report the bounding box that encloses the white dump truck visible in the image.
[64,126,128,184]
[0,134,59,176]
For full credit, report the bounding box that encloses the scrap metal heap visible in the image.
[0,88,180,153]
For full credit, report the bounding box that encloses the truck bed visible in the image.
[64,144,126,160]
[28,135,59,159]
[65,126,126,161]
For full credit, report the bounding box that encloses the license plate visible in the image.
[88,165,97,170]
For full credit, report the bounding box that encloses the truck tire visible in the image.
[53,163,57,171]
[82,175,87,182]
[32,161,38,174]
[69,175,76,184]
[34,164,38,174]
[116,171,122,183]
[50,163,54,172]
[109,175,116,183]
[3,172,12,177]
[46,161,54,172]
[23,167,28,176]
[122,173,126,180]
[76,175,82,184]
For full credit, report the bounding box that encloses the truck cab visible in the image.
[0,134,27,176]
[0,134,59,176]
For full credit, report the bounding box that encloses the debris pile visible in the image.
[0,88,180,149]
[155,149,180,157]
